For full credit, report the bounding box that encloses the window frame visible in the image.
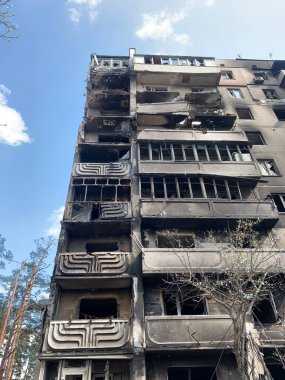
[221,71,235,80]
[228,88,244,99]
[236,108,254,120]
[257,159,280,177]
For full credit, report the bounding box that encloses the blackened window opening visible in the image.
[79,298,118,319]
[86,242,119,253]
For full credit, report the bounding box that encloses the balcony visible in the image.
[87,92,129,112]
[145,316,233,350]
[138,161,261,178]
[137,130,248,143]
[56,252,131,276]
[140,199,279,228]
[64,202,132,222]
[74,162,130,177]
[259,324,285,347]
[44,319,130,351]
[134,64,221,87]
[142,248,285,275]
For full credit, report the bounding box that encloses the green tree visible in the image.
[0,236,53,380]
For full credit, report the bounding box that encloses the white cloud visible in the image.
[46,206,65,238]
[0,84,31,146]
[66,0,102,23]
[135,8,191,46]
[205,0,215,6]
[68,7,81,23]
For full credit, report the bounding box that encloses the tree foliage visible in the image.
[0,0,19,41]
[0,236,53,380]
[164,220,285,380]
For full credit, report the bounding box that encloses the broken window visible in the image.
[72,180,131,203]
[139,142,251,163]
[252,293,278,324]
[163,291,206,316]
[236,108,254,119]
[79,298,118,319]
[273,108,285,121]
[145,86,168,92]
[65,376,83,380]
[168,367,217,380]
[140,176,245,200]
[228,88,243,98]
[257,159,280,176]
[144,56,153,64]
[263,89,278,99]
[245,132,265,145]
[221,71,234,79]
[271,194,285,212]
[157,233,195,248]
[266,365,285,379]
[86,242,119,253]
[98,135,130,143]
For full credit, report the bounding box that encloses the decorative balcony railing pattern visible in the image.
[46,319,130,350]
[145,316,233,349]
[65,202,131,222]
[74,163,130,177]
[58,252,130,275]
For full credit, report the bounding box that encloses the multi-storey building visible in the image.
[37,49,285,380]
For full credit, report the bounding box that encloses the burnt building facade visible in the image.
[37,49,285,380]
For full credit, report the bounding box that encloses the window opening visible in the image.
[161,143,173,160]
[236,108,253,119]
[163,292,205,316]
[79,298,118,319]
[98,135,129,143]
[196,145,208,161]
[150,143,161,160]
[228,88,243,98]
[117,186,131,201]
[273,108,285,121]
[263,89,278,99]
[140,177,152,198]
[157,234,195,248]
[221,71,234,79]
[86,186,102,201]
[257,160,280,176]
[178,178,191,198]
[215,179,229,199]
[153,178,165,198]
[204,178,216,198]
[253,295,277,324]
[184,145,196,160]
[190,178,203,198]
[245,132,265,145]
[153,56,161,64]
[139,142,150,160]
[102,186,116,201]
[171,58,179,65]
[165,176,178,198]
[168,367,217,380]
[173,144,185,160]
[86,242,119,253]
[271,194,285,212]
[65,376,83,380]
[162,57,169,65]
[144,56,152,64]
[73,186,86,202]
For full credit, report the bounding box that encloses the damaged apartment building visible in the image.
[36,49,285,379]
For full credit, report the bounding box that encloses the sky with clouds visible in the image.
[1,0,285,266]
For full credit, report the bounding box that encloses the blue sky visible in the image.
[1,0,285,266]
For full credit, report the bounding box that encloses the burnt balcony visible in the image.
[74,162,130,177]
[140,199,279,228]
[134,64,221,87]
[43,319,130,352]
[87,91,129,112]
[137,129,248,144]
[145,316,233,350]
[259,324,285,347]
[139,161,261,178]
[137,111,237,130]
[64,201,132,223]
[56,252,132,277]
[142,248,285,276]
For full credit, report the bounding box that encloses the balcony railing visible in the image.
[64,202,132,222]
[142,248,285,275]
[57,252,131,276]
[74,162,130,177]
[134,64,221,87]
[138,161,261,178]
[145,316,233,349]
[45,319,130,351]
[140,199,279,226]
[259,324,285,347]
[137,130,248,143]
